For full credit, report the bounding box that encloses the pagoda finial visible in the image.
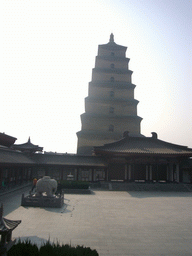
[28,137,31,143]
[109,33,114,42]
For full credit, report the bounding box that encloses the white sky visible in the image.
[1,0,192,153]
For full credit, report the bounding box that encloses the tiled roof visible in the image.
[94,136,192,156]
[32,154,107,167]
[12,137,43,152]
[0,133,17,147]
[0,147,35,164]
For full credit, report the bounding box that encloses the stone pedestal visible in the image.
[21,193,64,208]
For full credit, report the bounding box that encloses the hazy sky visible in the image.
[2,0,192,153]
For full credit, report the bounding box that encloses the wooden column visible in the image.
[128,165,131,181]
[146,165,149,181]
[132,164,135,181]
[76,168,79,181]
[0,168,2,189]
[92,168,94,182]
[166,164,169,181]
[149,165,153,181]
[14,168,17,185]
[60,169,63,181]
[175,163,180,182]
[21,167,24,184]
[106,168,109,182]
[156,162,159,182]
[74,168,77,181]
[169,163,174,182]
[8,168,11,188]
[104,168,107,181]
[125,164,128,181]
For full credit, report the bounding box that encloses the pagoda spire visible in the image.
[109,33,114,42]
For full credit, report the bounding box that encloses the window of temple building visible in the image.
[111,52,114,56]
[94,169,105,181]
[109,124,114,132]
[81,169,90,181]
[110,77,114,82]
[110,91,114,97]
[110,63,115,69]
[109,107,114,114]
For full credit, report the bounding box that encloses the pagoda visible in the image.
[77,34,143,155]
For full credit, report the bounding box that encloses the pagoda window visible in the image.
[110,91,114,97]
[109,107,114,114]
[109,124,114,132]
[110,63,115,69]
[110,77,114,82]
[111,52,115,56]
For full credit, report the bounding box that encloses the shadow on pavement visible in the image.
[1,187,31,216]
[127,191,192,198]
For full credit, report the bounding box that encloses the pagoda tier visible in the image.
[77,34,143,155]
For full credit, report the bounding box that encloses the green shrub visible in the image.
[74,245,99,256]
[7,239,99,256]
[59,181,90,190]
[7,239,39,256]
[39,240,55,256]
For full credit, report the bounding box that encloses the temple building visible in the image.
[94,132,192,182]
[77,34,143,155]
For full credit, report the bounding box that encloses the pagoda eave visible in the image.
[93,68,133,75]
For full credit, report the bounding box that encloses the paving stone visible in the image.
[2,190,192,256]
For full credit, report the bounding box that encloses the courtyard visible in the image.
[2,188,192,256]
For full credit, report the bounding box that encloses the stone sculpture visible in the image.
[35,176,57,197]
[21,176,63,208]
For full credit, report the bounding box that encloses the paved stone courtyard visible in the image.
[2,189,192,256]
